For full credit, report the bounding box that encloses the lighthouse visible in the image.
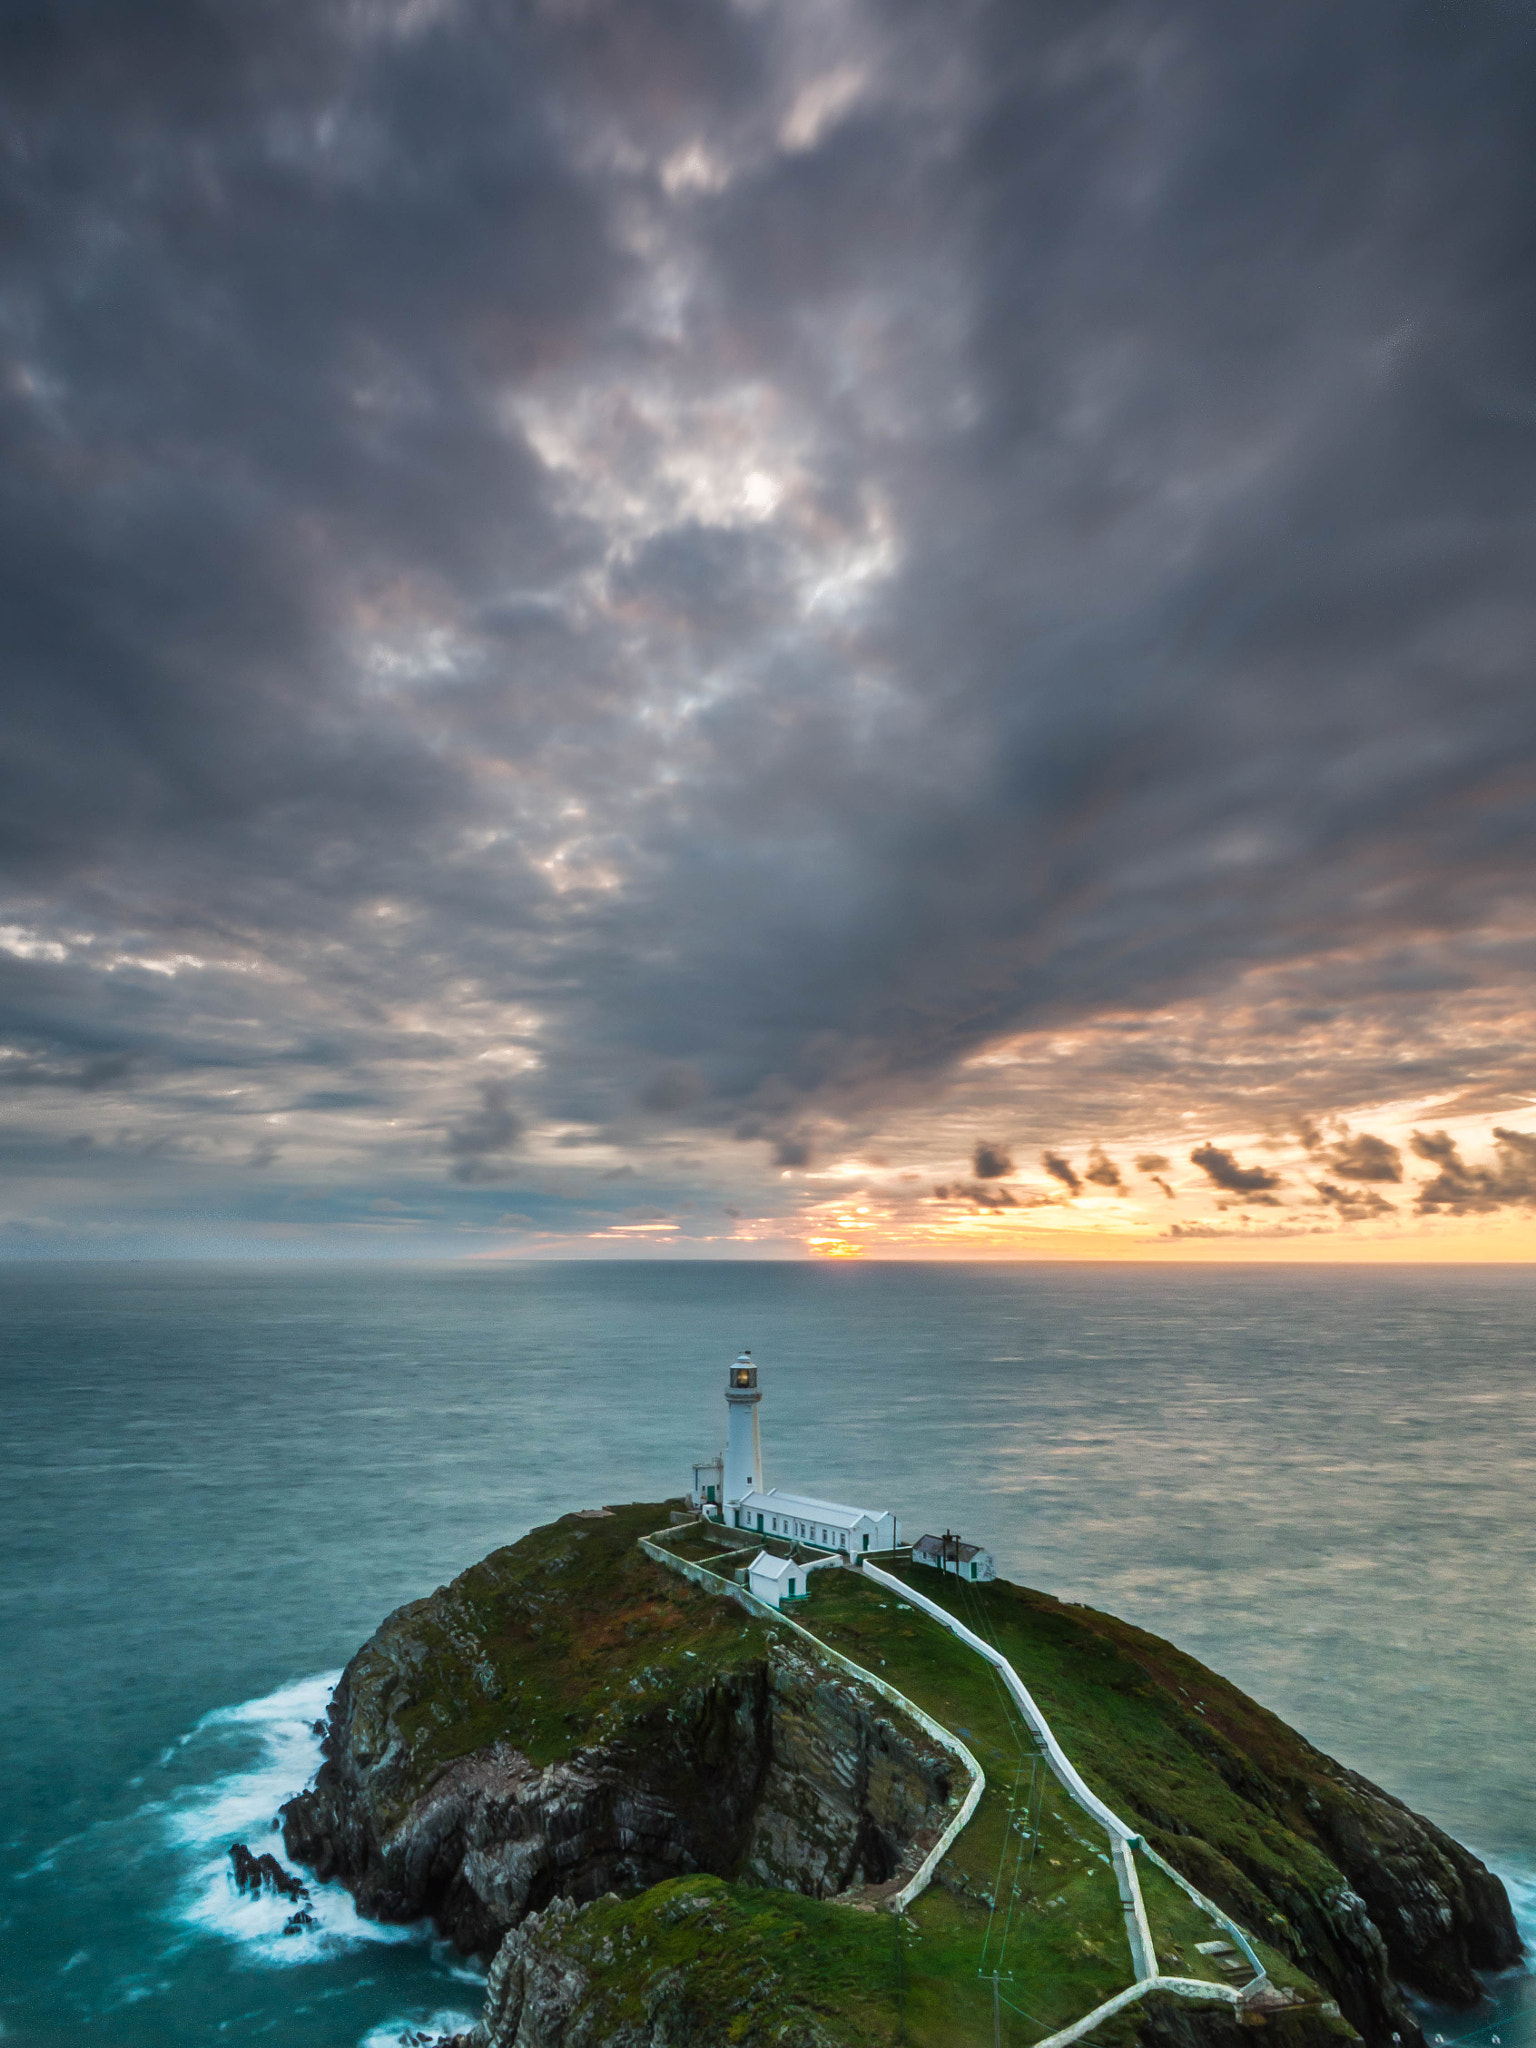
[688,1347,902,1552]
[722,1349,764,1504]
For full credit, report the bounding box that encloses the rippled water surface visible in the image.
[3,1261,1534,2046]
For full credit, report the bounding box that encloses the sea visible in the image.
[3,1261,1534,2048]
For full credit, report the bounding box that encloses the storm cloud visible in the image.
[4,0,1536,1252]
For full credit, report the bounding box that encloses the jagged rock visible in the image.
[285,1640,950,1956]
[228,1841,308,1901]
[283,1506,953,1957]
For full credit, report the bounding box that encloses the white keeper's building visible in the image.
[730,1488,898,1555]
[689,1349,901,1560]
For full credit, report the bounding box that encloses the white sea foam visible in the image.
[163,1671,425,1967]
[1494,1863,1536,1956]
[357,2009,477,2048]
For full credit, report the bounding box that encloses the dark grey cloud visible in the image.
[4,0,1536,1247]
[933,1179,1057,1213]
[446,1079,524,1184]
[1411,1127,1536,1215]
[1300,1123,1403,1182]
[1190,1145,1283,1198]
[1041,1151,1082,1196]
[972,1140,1014,1179]
[1083,1145,1123,1191]
[1314,1181,1396,1223]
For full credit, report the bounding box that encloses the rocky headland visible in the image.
[282,1503,1520,2048]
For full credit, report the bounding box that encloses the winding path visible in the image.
[645,1522,1276,2048]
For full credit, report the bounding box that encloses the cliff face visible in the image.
[282,1505,955,1955]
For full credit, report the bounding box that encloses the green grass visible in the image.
[528,1872,1155,2048]
[339,1502,776,1826]
[872,1564,1355,1957]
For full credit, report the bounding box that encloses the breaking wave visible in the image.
[161,1670,426,1967]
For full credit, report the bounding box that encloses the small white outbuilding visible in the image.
[746,1550,808,1609]
[911,1531,995,1583]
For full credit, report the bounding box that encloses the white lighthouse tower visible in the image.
[722,1349,764,1506]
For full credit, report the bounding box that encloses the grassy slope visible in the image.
[526,1874,1349,2048]
[348,1501,773,1825]
[642,1528,1336,2048]
[874,1563,1370,1951]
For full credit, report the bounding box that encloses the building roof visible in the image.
[747,1550,799,1582]
[737,1487,889,1530]
[913,1532,989,1562]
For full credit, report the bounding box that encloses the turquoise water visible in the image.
[3,1261,1533,2046]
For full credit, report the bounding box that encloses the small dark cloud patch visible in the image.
[1041,1151,1082,1196]
[1083,1145,1123,1191]
[1315,1181,1395,1221]
[1412,1128,1536,1214]
[935,1179,1056,1212]
[1163,1219,1326,1241]
[973,1140,1014,1179]
[1135,1154,1170,1174]
[1301,1124,1403,1183]
[446,1080,524,1185]
[1190,1144,1284,1197]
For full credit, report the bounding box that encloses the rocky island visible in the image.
[282,1502,1520,2048]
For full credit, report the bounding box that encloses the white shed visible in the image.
[691,1457,724,1512]
[912,1532,995,1583]
[746,1550,808,1609]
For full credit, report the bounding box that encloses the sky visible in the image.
[5,0,1536,1261]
